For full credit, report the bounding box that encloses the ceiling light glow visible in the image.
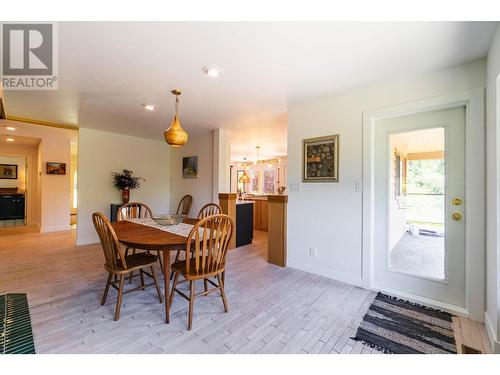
[203,66,221,78]
[5,126,16,131]
[6,137,14,142]
[142,103,155,111]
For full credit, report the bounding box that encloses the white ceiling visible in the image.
[1,134,40,146]
[2,22,497,160]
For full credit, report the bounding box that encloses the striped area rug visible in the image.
[353,293,457,354]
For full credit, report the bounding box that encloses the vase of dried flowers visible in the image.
[112,169,145,204]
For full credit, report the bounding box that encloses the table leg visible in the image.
[163,250,170,323]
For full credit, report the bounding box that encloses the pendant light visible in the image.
[239,171,251,183]
[164,89,188,147]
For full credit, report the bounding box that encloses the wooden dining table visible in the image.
[111,217,199,324]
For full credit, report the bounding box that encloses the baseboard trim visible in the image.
[484,311,500,353]
[287,259,362,287]
[40,225,72,233]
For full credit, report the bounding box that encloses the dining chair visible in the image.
[117,201,153,221]
[176,194,193,216]
[169,214,234,330]
[92,212,163,321]
[170,202,222,280]
[197,203,222,219]
[117,201,164,278]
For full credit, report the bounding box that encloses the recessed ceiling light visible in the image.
[203,66,221,78]
[142,103,155,111]
[6,137,14,142]
[5,126,16,131]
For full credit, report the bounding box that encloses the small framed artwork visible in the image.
[0,164,17,179]
[182,156,198,178]
[303,134,339,182]
[46,162,66,175]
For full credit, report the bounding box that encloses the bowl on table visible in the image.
[152,214,186,226]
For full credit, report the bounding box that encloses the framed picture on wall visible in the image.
[46,162,66,175]
[182,156,198,178]
[0,164,17,179]
[303,134,339,182]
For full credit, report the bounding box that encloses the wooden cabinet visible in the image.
[0,194,25,220]
[250,198,268,231]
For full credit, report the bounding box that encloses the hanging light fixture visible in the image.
[164,89,188,147]
[239,171,251,183]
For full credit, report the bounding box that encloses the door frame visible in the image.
[362,88,485,321]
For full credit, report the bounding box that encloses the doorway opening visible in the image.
[0,155,28,228]
[388,127,445,280]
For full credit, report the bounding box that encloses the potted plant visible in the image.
[112,169,145,204]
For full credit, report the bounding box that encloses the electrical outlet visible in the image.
[309,247,317,257]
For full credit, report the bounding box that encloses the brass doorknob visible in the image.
[452,212,462,221]
[452,198,463,206]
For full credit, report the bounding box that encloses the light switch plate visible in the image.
[290,183,302,191]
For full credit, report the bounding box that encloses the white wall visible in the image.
[486,24,500,353]
[169,131,214,217]
[77,128,170,245]
[0,120,74,232]
[213,129,231,203]
[287,59,486,286]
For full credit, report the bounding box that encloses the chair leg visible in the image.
[101,272,113,306]
[129,249,136,284]
[150,266,163,304]
[169,272,180,308]
[170,250,181,280]
[203,278,208,292]
[188,280,195,330]
[114,275,125,321]
[157,251,164,273]
[139,269,145,290]
[217,274,229,313]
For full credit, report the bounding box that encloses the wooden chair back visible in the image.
[92,212,127,271]
[197,203,222,219]
[185,214,234,276]
[176,195,193,216]
[117,202,153,221]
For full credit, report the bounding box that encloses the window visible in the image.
[263,169,276,194]
[251,170,260,193]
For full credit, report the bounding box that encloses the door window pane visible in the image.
[388,128,445,280]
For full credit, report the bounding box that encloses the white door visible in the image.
[373,107,465,309]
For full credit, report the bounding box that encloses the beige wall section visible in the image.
[0,156,27,190]
[486,24,500,353]
[169,131,214,218]
[286,59,486,286]
[77,128,170,245]
[212,129,231,202]
[0,120,74,232]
